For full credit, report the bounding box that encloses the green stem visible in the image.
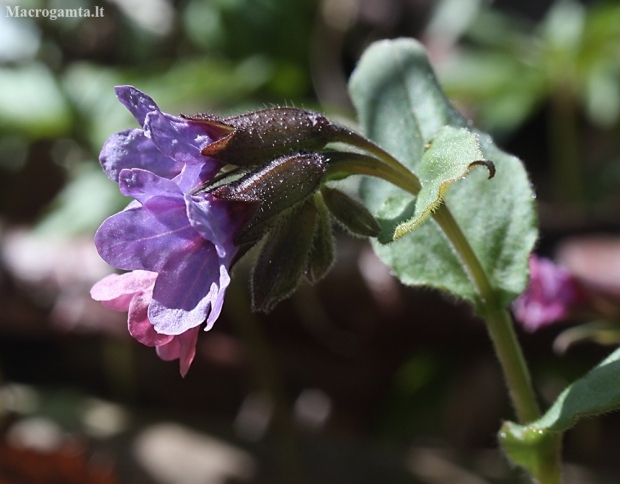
[428,193,565,483]
[324,151,420,194]
[431,207,545,424]
[501,423,563,484]
[538,434,563,484]
[476,303,541,424]
[331,126,422,186]
[332,141,564,481]
[432,206,541,424]
[331,143,541,423]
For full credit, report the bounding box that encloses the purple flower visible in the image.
[92,86,250,375]
[513,255,585,332]
[100,86,221,183]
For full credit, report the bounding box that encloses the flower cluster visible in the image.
[92,86,382,375]
[91,86,251,376]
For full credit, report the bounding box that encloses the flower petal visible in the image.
[100,129,182,182]
[156,327,200,377]
[186,195,241,258]
[173,162,211,194]
[90,270,157,310]
[128,288,173,347]
[148,240,223,335]
[118,168,183,205]
[205,263,230,330]
[145,111,217,168]
[93,86,252,377]
[94,199,195,272]
[115,85,159,126]
[513,255,584,332]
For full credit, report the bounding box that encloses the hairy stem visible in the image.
[324,151,420,194]
[331,125,423,187]
[332,142,541,423]
[432,206,541,424]
[432,203,542,424]
[326,136,561,482]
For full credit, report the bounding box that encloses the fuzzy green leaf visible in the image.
[349,38,537,308]
[499,346,620,475]
[393,125,494,239]
[509,347,620,433]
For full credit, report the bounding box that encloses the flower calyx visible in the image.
[182,107,339,167]
[210,151,328,246]
[205,152,337,312]
[184,106,389,312]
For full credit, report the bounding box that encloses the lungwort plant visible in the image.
[92,38,620,483]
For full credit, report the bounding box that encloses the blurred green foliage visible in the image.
[436,0,620,204]
[438,0,620,131]
[0,0,319,234]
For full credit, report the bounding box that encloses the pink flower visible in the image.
[91,270,199,376]
[513,255,585,332]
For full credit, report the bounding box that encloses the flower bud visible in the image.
[210,152,327,245]
[252,200,318,312]
[183,108,337,166]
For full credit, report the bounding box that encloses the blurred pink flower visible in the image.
[513,255,585,332]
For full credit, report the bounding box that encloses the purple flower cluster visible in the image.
[91,86,250,376]
[512,255,585,332]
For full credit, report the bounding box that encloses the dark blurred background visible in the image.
[2,0,620,482]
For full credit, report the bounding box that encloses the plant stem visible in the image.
[331,126,423,187]
[324,151,420,194]
[432,206,541,424]
[538,433,563,484]
[328,136,562,481]
[479,305,542,423]
[334,141,541,423]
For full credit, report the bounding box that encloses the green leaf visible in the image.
[507,347,620,433]
[304,195,335,284]
[499,346,620,477]
[392,125,493,239]
[349,38,537,308]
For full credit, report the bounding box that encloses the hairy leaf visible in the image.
[509,346,620,433]
[393,125,494,239]
[499,346,620,474]
[349,38,537,308]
